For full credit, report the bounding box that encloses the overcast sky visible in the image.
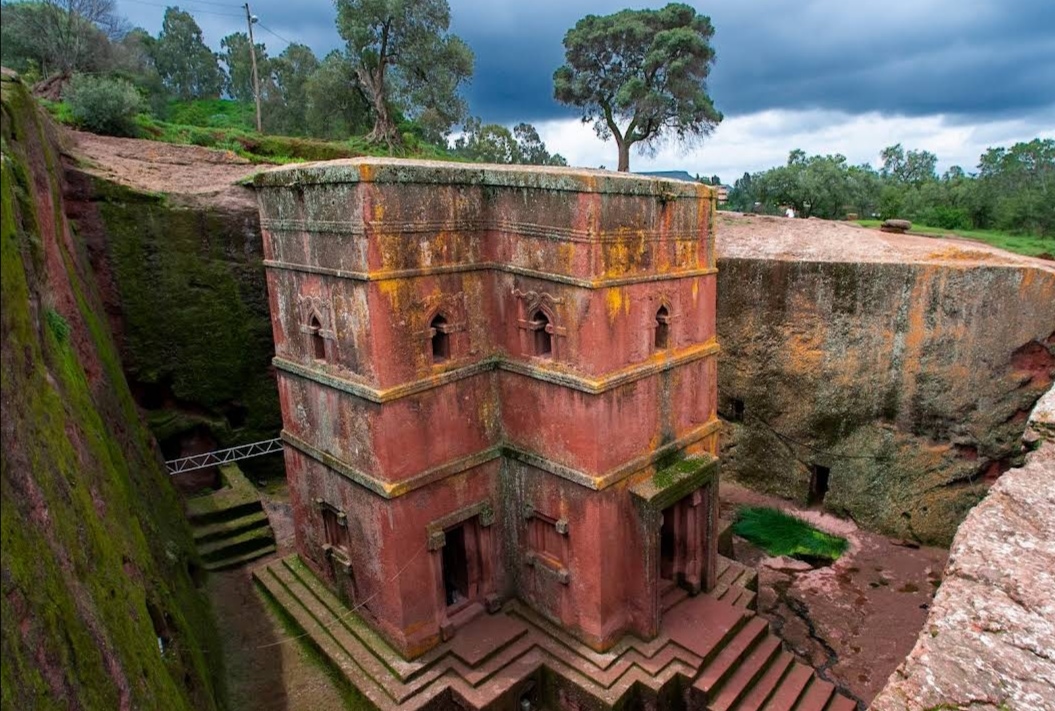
[115,0,1055,179]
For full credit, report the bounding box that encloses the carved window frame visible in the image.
[299,308,336,364]
[522,504,570,584]
[654,304,672,351]
[514,290,567,361]
[314,498,351,567]
[423,307,464,367]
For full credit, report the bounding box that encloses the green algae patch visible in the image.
[733,506,848,562]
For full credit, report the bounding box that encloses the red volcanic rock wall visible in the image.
[256,159,721,657]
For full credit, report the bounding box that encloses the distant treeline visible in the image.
[0,0,564,164]
[725,141,1055,237]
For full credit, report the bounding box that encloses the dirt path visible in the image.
[720,482,948,707]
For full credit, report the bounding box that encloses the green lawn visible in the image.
[733,506,848,562]
[857,219,1054,259]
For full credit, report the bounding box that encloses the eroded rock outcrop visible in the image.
[717,213,1055,544]
[870,385,1055,710]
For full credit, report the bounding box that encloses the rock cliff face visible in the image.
[717,215,1055,544]
[61,160,280,479]
[870,385,1055,710]
[0,71,222,709]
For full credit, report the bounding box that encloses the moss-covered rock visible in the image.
[63,163,281,474]
[1,70,223,710]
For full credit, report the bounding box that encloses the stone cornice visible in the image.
[255,158,718,202]
[272,340,719,402]
[281,418,721,499]
[262,217,708,245]
[263,258,717,289]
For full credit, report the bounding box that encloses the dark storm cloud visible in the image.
[116,0,1055,123]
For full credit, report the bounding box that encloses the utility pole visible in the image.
[244,2,263,133]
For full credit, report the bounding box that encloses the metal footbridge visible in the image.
[165,437,284,474]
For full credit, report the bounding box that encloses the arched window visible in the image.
[430,313,451,363]
[654,305,670,350]
[309,315,326,361]
[530,310,552,357]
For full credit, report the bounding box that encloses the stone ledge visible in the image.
[281,419,721,498]
[273,339,719,401]
[630,456,719,510]
[263,257,717,288]
[254,157,716,201]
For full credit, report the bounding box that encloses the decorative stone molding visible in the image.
[425,500,495,549]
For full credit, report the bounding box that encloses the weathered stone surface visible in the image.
[257,157,723,659]
[64,137,281,482]
[717,215,1055,544]
[0,70,221,710]
[871,392,1055,711]
[880,219,912,233]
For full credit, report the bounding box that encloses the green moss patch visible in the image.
[733,506,848,562]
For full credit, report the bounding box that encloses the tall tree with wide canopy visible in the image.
[151,7,223,100]
[220,31,269,104]
[334,0,473,147]
[265,43,320,135]
[553,3,722,172]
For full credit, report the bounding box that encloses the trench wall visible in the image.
[718,256,1055,544]
[0,70,222,710]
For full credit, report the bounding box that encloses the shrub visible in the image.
[922,205,972,231]
[733,506,848,562]
[45,308,71,343]
[64,74,143,137]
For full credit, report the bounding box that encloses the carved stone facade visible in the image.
[257,158,721,660]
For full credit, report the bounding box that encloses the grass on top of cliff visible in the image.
[856,220,1053,259]
[734,506,849,562]
[42,98,458,164]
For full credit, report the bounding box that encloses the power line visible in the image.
[120,0,243,18]
[256,22,294,47]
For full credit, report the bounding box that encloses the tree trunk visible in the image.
[617,139,631,172]
[367,103,400,149]
[358,65,401,149]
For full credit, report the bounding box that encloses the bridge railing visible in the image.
[165,437,284,474]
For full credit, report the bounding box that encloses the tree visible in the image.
[220,31,269,103]
[977,138,1055,236]
[513,123,567,166]
[553,3,722,172]
[151,7,223,101]
[453,118,518,163]
[265,43,320,135]
[304,50,372,140]
[334,0,473,147]
[1,0,119,77]
[750,150,877,220]
[453,118,567,166]
[879,144,937,186]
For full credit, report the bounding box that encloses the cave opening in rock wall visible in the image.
[809,464,830,506]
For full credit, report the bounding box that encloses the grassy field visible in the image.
[857,219,1054,259]
[733,506,848,562]
[43,98,458,165]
